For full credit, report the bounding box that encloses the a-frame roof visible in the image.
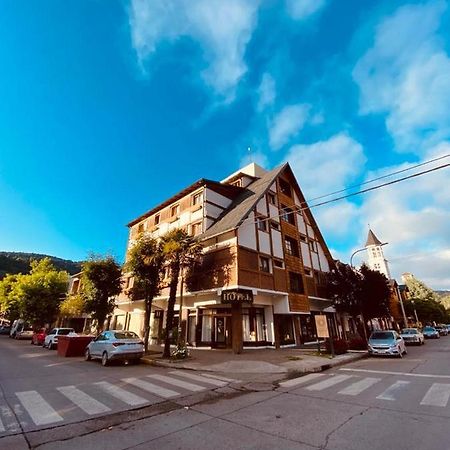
[365,229,383,247]
[201,164,286,240]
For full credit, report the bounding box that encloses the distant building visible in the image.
[113,163,337,349]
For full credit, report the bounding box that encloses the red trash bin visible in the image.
[57,335,95,357]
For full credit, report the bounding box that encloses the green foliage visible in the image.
[359,264,391,320]
[59,294,85,317]
[404,298,450,324]
[126,236,164,351]
[0,251,81,279]
[81,255,122,333]
[404,275,438,302]
[0,258,68,325]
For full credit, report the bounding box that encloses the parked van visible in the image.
[9,319,33,339]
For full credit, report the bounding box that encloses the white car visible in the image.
[368,330,407,358]
[400,328,425,345]
[85,330,144,366]
[43,328,75,349]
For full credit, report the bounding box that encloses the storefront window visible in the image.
[279,315,295,345]
[243,314,251,341]
[256,311,265,341]
[201,313,212,342]
[187,312,196,345]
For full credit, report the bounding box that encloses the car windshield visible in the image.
[58,329,74,335]
[401,329,417,334]
[370,332,394,340]
[424,327,435,331]
[114,331,139,339]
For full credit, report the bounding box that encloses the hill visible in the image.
[0,252,82,279]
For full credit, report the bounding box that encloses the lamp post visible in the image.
[411,300,419,325]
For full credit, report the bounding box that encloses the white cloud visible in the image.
[285,0,327,20]
[257,73,276,111]
[353,1,450,153]
[128,0,260,102]
[269,104,310,150]
[285,132,366,198]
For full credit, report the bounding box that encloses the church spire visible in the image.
[365,229,383,247]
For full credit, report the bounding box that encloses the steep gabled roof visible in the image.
[365,229,383,247]
[201,164,287,240]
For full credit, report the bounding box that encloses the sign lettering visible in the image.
[221,289,254,305]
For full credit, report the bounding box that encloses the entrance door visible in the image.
[214,316,230,348]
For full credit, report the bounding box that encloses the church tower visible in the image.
[365,229,391,279]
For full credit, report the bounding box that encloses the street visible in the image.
[2,336,450,449]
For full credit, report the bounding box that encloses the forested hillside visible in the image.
[0,252,81,279]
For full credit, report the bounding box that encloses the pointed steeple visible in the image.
[365,229,383,247]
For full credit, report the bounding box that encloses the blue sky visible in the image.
[1,1,449,288]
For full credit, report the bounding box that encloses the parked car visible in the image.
[445,324,450,332]
[422,326,440,339]
[435,325,448,336]
[15,325,34,340]
[85,330,144,366]
[368,330,407,358]
[9,319,25,338]
[31,328,47,345]
[400,328,425,345]
[43,328,76,349]
[0,324,11,335]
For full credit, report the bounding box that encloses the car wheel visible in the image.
[85,349,91,361]
[101,352,109,367]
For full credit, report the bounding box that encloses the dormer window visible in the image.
[192,192,202,206]
[171,204,179,217]
[279,179,291,197]
[154,214,160,225]
[268,192,276,205]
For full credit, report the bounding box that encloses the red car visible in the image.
[31,328,47,346]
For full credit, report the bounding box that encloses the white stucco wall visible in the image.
[258,230,271,254]
[311,252,320,270]
[256,198,268,216]
[301,242,311,267]
[318,246,330,272]
[205,189,233,209]
[271,229,284,258]
[237,212,257,250]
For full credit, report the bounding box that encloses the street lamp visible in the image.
[411,300,419,325]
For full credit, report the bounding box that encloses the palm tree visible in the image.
[161,229,202,358]
[126,235,164,352]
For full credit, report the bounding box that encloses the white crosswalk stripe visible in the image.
[94,381,148,406]
[305,374,353,391]
[16,391,63,426]
[122,377,179,398]
[420,383,450,407]
[147,374,206,392]
[279,373,326,388]
[376,380,410,401]
[0,417,5,433]
[57,386,111,415]
[201,373,238,383]
[338,377,381,396]
[170,371,228,387]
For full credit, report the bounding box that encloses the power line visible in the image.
[305,153,450,203]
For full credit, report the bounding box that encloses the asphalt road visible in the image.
[2,335,450,449]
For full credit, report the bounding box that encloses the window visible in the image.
[257,217,268,232]
[273,259,284,269]
[154,214,160,225]
[289,272,305,294]
[280,205,295,225]
[137,222,145,234]
[171,204,179,217]
[267,192,276,205]
[191,222,202,236]
[279,179,292,197]
[285,236,300,257]
[231,179,242,187]
[270,220,280,231]
[259,256,270,273]
[309,240,318,252]
[299,235,307,242]
[304,268,312,276]
[192,192,202,206]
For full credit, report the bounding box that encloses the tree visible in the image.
[359,264,391,321]
[0,274,21,322]
[161,229,202,358]
[59,294,85,317]
[126,235,164,352]
[404,275,438,302]
[404,298,449,324]
[81,255,122,333]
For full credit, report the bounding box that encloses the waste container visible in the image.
[57,335,95,357]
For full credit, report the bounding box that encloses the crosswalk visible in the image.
[0,371,236,434]
[279,372,450,408]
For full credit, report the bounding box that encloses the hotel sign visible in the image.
[221,289,254,305]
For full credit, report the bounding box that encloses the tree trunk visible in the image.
[143,296,152,353]
[163,264,180,358]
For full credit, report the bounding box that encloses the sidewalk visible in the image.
[141,345,367,382]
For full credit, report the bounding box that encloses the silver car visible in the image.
[368,330,407,358]
[400,328,425,345]
[85,330,144,366]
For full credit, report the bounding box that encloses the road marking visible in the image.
[420,383,450,407]
[376,381,410,401]
[122,378,179,398]
[147,374,205,392]
[0,417,4,433]
[94,382,147,406]
[338,377,381,396]
[57,386,110,415]
[169,371,228,387]
[305,374,353,391]
[340,368,450,379]
[200,374,238,383]
[279,373,326,388]
[16,391,63,426]
[0,405,20,433]
[19,353,47,359]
